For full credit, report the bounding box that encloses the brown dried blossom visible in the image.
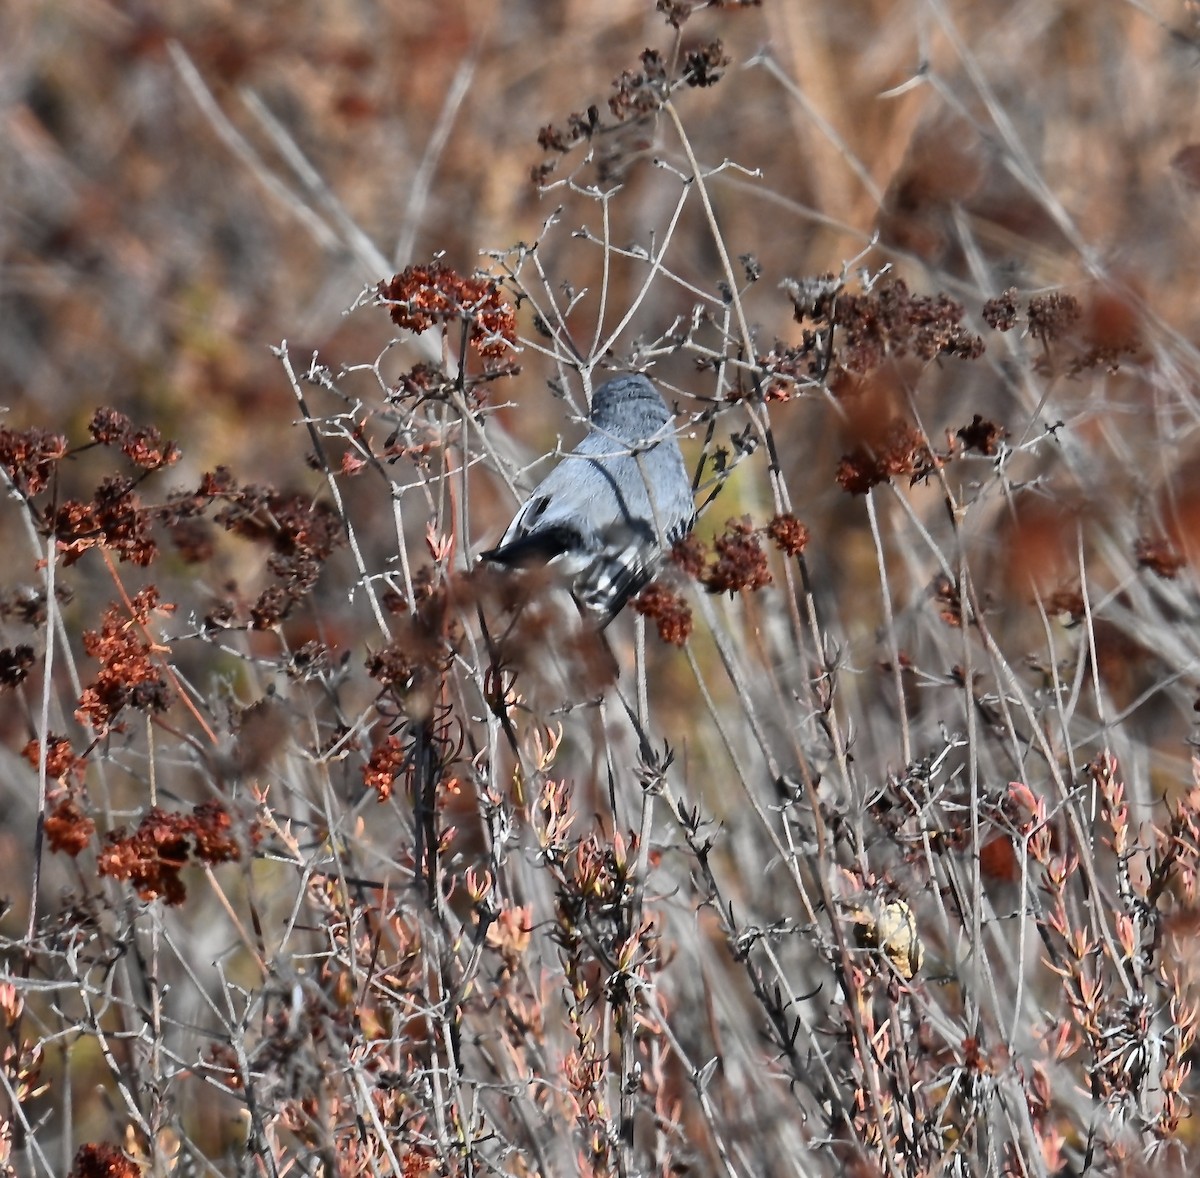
[703,518,773,595]
[249,585,292,630]
[190,800,246,864]
[101,812,190,906]
[657,0,695,28]
[22,734,85,781]
[54,476,158,566]
[86,407,131,446]
[45,797,95,857]
[0,426,68,497]
[836,419,934,495]
[98,801,245,906]
[88,407,181,470]
[216,488,342,572]
[632,582,693,645]
[176,477,348,624]
[69,1143,139,1178]
[609,49,670,121]
[537,106,601,154]
[379,263,517,361]
[984,287,1140,374]
[981,288,1020,331]
[670,533,708,579]
[1026,291,1082,345]
[76,588,175,733]
[363,733,406,801]
[831,277,985,373]
[682,41,730,88]
[766,512,809,556]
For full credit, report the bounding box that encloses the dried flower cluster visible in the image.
[632,581,693,645]
[0,410,183,566]
[1,417,351,633]
[534,39,729,181]
[983,285,1143,373]
[76,589,175,732]
[141,465,347,629]
[0,426,67,496]
[670,517,776,596]
[362,733,405,801]
[88,407,181,471]
[765,511,810,556]
[785,274,985,377]
[835,419,936,495]
[55,476,160,566]
[69,1143,139,1178]
[97,802,247,906]
[44,794,95,857]
[25,733,95,855]
[704,517,774,593]
[379,263,517,362]
[657,512,808,608]
[1026,291,1083,345]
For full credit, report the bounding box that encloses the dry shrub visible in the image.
[3,3,1200,1175]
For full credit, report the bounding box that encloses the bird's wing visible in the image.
[478,501,582,566]
[485,449,627,548]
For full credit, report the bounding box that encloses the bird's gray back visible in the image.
[504,423,691,549]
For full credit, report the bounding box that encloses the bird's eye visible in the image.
[527,496,550,522]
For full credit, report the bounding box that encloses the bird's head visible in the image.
[588,375,674,441]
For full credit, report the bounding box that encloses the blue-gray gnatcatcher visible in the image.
[481,375,695,627]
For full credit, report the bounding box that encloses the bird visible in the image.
[480,374,695,628]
